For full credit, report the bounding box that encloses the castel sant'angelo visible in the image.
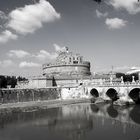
[26,47,91,88]
[43,47,91,79]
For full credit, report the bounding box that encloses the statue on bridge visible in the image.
[121,76,124,85]
[132,76,136,84]
[110,75,113,85]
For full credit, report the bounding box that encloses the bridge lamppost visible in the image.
[121,76,124,85]
[110,75,113,85]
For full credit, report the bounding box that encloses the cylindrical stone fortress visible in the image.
[42,47,91,79]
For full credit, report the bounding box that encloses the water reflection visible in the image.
[90,104,99,113]
[107,105,118,118]
[0,103,140,140]
[130,105,140,124]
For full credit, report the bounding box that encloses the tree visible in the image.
[10,76,17,88]
[0,76,7,88]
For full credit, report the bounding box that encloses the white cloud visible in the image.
[96,10,108,18]
[7,0,60,35]
[34,50,57,61]
[108,0,140,14]
[0,60,14,67]
[0,30,18,43]
[7,44,66,62]
[19,61,41,68]
[8,50,30,58]
[34,44,66,61]
[0,11,8,20]
[53,43,66,52]
[105,18,127,29]
[0,0,60,44]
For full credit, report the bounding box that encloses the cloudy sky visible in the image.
[0,0,140,76]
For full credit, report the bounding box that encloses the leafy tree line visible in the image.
[0,76,28,88]
[116,73,139,82]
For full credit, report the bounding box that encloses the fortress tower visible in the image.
[42,47,91,80]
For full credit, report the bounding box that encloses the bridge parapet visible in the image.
[85,81,140,87]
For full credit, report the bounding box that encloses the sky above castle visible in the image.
[0,0,140,76]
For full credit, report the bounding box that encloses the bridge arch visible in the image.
[90,88,99,98]
[129,88,140,104]
[106,88,119,101]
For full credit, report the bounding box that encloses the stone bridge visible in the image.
[86,82,140,104]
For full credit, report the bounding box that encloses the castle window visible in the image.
[69,57,71,62]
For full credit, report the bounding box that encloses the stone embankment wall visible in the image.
[0,88,60,104]
[61,86,89,99]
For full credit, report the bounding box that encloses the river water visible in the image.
[0,103,140,140]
